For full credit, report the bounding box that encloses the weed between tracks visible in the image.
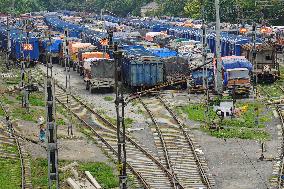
[177,102,271,140]
[104,96,114,101]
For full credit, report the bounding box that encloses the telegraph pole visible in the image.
[114,43,127,189]
[46,32,59,189]
[215,0,223,94]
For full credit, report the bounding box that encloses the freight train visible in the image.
[0,14,278,96]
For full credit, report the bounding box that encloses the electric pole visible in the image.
[252,23,259,127]
[201,0,209,125]
[6,15,11,70]
[23,22,31,111]
[20,27,26,108]
[46,31,59,189]
[114,43,127,189]
[64,29,73,137]
[215,0,223,94]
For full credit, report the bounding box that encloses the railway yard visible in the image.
[0,9,284,189]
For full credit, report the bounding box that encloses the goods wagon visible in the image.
[44,16,85,38]
[76,51,110,75]
[0,26,40,64]
[84,58,115,93]
[241,42,280,82]
[122,56,164,88]
[215,56,253,95]
[11,37,40,62]
[189,68,214,93]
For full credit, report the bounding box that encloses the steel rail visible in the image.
[138,97,182,189]
[157,95,213,189]
[0,97,26,189]
[33,71,178,188]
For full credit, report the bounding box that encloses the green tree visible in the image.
[184,0,201,19]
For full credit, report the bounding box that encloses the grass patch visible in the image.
[2,95,15,105]
[79,162,119,189]
[31,159,118,189]
[29,93,45,107]
[178,101,271,139]
[125,117,134,128]
[105,115,116,125]
[31,158,49,187]
[0,107,5,116]
[201,126,270,140]
[11,107,45,123]
[57,118,66,126]
[0,159,21,188]
[4,76,21,85]
[2,144,18,154]
[57,105,67,116]
[103,96,114,102]
[16,92,45,107]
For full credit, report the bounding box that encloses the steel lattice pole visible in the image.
[114,43,127,189]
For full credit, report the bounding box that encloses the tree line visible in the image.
[0,0,283,25]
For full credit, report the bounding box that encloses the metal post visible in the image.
[252,23,259,127]
[201,0,209,125]
[6,15,11,70]
[201,1,206,90]
[46,32,59,189]
[64,29,73,137]
[24,29,30,111]
[114,43,127,189]
[20,32,25,108]
[215,0,223,94]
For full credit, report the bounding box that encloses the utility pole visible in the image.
[23,22,31,111]
[46,32,59,189]
[6,15,11,70]
[64,29,73,137]
[201,0,206,91]
[215,0,223,94]
[252,23,259,127]
[20,27,26,108]
[201,0,209,125]
[114,43,127,189]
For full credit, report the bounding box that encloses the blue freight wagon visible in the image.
[189,68,214,93]
[123,56,164,88]
[12,37,40,61]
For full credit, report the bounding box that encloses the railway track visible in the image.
[0,98,33,189]
[261,85,284,189]
[29,67,184,188]
[139,94,214,189]
[275,86,284,189]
